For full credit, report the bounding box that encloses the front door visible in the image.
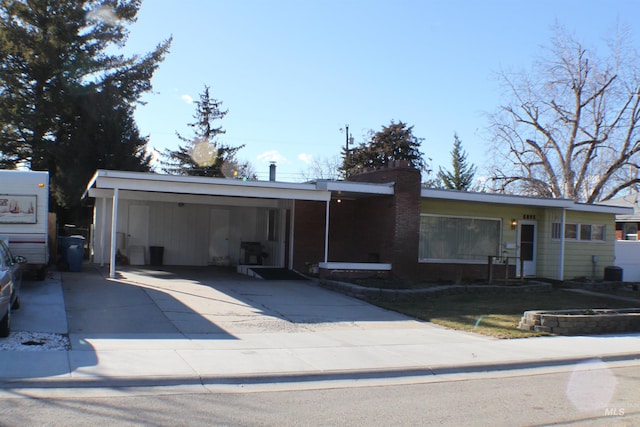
[517,221,536,277]
[209,209,230,264]
[128,205,149,265]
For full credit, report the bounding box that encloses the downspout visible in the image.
[559,208,566,281]
[109,188,120,279]
[289,200,295,269]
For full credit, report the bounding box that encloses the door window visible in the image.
[520,224,535,261]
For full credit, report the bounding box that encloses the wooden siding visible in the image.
[420,199,616,280]
[420,198,546,262]
[552,211,615,280]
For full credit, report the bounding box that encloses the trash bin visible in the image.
[604,266,623,281]
[58,235,85,267]
[149,246,164,266]
[67,244,83,272]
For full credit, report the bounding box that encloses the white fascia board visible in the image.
[90,173,330,202]
[93,169,318,192]
[82,170,102,199]
[88,188,281,208]
[421,188,574,208]
[316,180,395,195]
[421,188,634,214]
[567,203,633,215]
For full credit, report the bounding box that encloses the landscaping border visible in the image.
[318,279,552,301]
[518,308,640,335]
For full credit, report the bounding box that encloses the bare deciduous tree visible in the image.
[299,155,342,181]
[488,24,640,202]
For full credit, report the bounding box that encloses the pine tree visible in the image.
[436,134,476,190]
[0,0,171,219]
[160,86,245,177]
[340,120,428,177]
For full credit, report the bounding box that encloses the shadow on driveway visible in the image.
[64,265,414,339]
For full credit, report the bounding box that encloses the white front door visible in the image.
[209,209,230,263]
[517,221,537,277]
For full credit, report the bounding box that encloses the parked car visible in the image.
[0,239,27,337]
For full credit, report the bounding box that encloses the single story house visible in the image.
[83,164,631,282]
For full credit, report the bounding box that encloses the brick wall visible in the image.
[348,161,421,279]
[292,200,326,273]
[292,162,424,280]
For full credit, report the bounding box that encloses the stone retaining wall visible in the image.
[518,309,640,335]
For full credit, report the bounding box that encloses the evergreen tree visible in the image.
[160,86,245,177]
[0,0,170,218]
[436,134,476,190]
[54,86,152,212]
[340,120,428,177]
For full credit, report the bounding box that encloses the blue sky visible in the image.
[121,0,640,181]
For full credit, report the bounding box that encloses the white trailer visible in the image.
[0,170,50,279]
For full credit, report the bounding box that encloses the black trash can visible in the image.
[149,246,164,266]
[604,266,623,281]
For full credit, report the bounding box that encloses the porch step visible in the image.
[237,265,307,280]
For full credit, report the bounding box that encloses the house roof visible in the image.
[83,170,394,203]
[420,187,632,215]
[601,194,640,221]
[83,169,632,215]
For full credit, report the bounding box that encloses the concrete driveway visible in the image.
[63,266,426,339]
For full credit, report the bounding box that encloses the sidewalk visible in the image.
[0,268,639,389]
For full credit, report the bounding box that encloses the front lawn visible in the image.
[365,289,640,338]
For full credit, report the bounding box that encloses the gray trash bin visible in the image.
[67,244,83,272]
[58,235,85,269]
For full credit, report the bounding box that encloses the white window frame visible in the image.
[418,214,503,264]
[552,222,606,242]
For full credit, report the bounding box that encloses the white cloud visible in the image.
[257,150,288,164]
[298,153,313,164]
[181,94,194,104]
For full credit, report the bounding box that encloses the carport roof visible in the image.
[84,169,394,202]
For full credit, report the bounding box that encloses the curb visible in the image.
[2,352,639,390]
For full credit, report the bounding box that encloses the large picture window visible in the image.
[419,215,501,262]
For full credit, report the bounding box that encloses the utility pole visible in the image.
[344,124,350,177]
[345,124,350,155]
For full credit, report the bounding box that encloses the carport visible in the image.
[83,170,394,278]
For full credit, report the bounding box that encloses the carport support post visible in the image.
[100,196,106,267]
[109,187,120,278]
[324,199,329,263]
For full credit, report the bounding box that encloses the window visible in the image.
[565,224,577,239]
[419,215,501,262]
[552,223,605,241]
[267,209,279,241]
[580,224,605,241]
[580,224,592,241]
